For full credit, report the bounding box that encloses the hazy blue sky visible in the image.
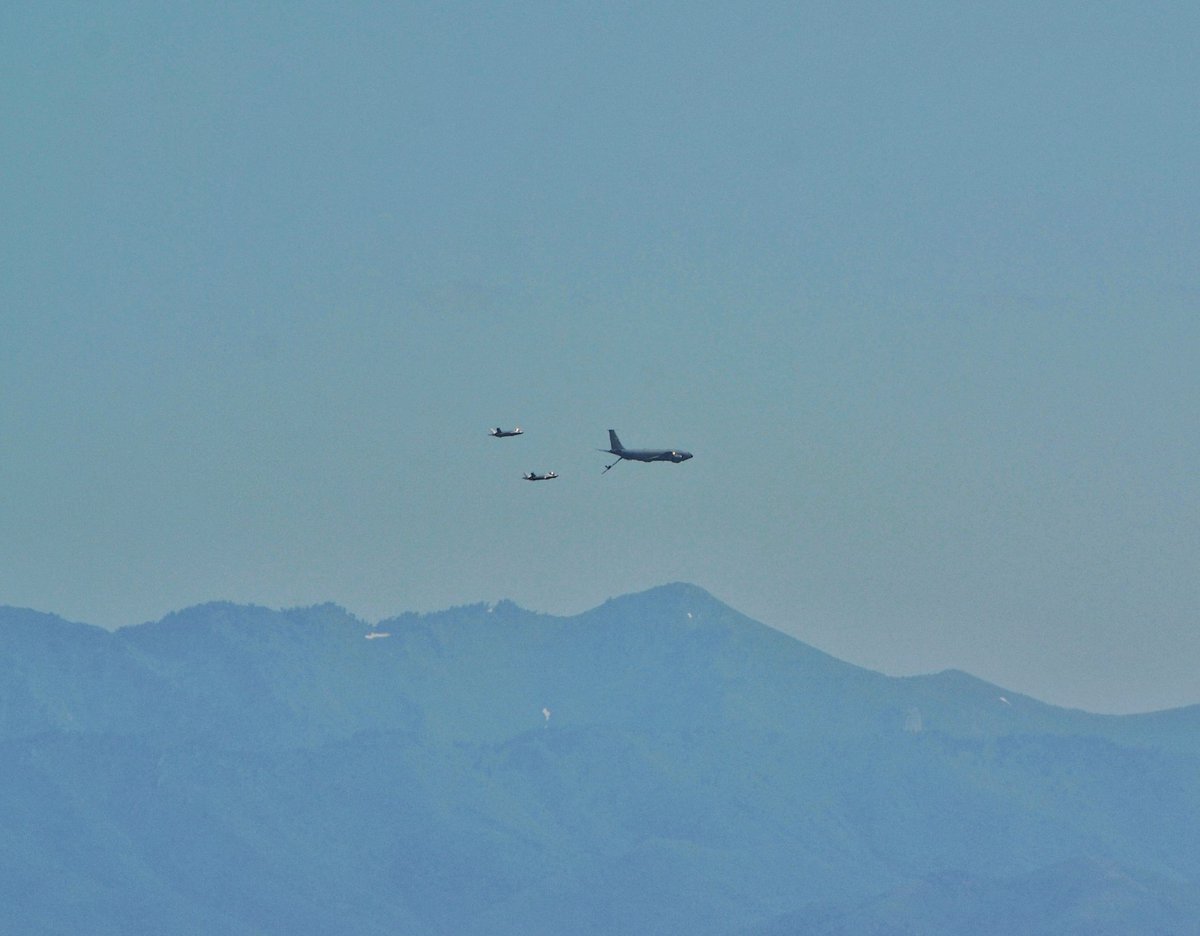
[4,3,1197,713]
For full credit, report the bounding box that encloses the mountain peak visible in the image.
[592,582,725,619]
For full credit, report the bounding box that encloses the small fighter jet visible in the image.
[523,471,558,481]
[599,429,692,474]
[489,426,524,437]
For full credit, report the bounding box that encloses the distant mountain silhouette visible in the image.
[2,584,1198,934]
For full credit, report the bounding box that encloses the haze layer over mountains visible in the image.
[3,584,1198,934]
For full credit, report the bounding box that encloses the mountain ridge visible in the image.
[4,583,1199,745]
[2,583,1198,933]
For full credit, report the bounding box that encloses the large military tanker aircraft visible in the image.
[599,430,692,474]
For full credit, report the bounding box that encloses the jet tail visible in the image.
[607,430,624,453]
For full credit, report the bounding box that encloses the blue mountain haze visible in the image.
[2,584,1197,934]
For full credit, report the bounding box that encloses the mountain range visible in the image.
[2,583,1198,934]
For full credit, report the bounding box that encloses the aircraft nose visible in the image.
[682,451,693,460]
